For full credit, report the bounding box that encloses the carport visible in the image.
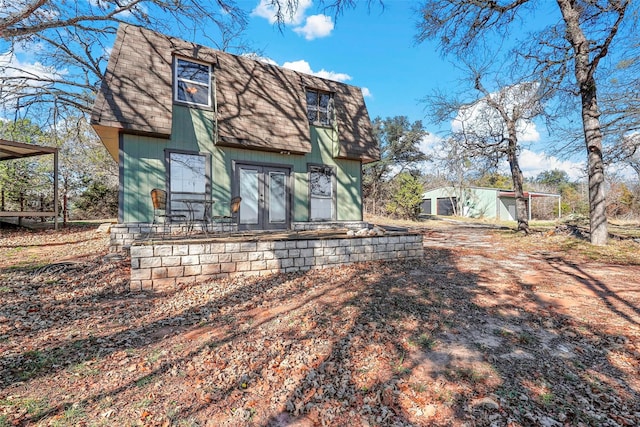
[0,139,59,229]
[497,190,562,221]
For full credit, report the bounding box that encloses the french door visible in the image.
[236,164,290,230]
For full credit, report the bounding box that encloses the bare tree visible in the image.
[616,133,640,181]
[472,78,543,233]
[426,66,546,232]
[0,0,249,39]
[0,1,251,120]
[416,0,637,245]
[601,59,640,180]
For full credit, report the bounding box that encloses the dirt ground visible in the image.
[0,221,639,426]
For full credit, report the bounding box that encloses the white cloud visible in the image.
[515,149,585,181]
[314,69,350,82]
[613,164,640,181]
[418,132,442,157]
[293,14,334,40]
[515,120,540,143]
[0,51,64,111]
[282,59,351,82]
[238,56,353,83]
[452,103,541,143]
[361,87,372,98]
[252,0,312,25]
[452,82,542,143]
[241,52,278,66]
[0,51,61,82]
[12,41,47,56]
[252,1,334,39]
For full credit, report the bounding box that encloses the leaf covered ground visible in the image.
[0,221,639,426]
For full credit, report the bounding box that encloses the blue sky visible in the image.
[0,0,596,181]
[247,1,450,127]
[243,0,590,181]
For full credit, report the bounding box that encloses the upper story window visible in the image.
[306,89,334,127]
[174,58,211,107]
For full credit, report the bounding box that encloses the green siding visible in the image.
[121,105,363,224]
[463,188,497,218]
[121,107,214,223]
[422,187,499,219]
[307,127,362,221]
[171,105,214,150]
[122,134,168,223]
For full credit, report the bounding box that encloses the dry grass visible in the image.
[367,214,640,265]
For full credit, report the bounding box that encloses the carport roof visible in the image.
[0,139,59,230]
[0,139,57,161]
[498,191,561,198]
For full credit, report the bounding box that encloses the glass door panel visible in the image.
[269,171,286,224]
[239,167,259,225]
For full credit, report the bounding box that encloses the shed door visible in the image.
[437,197,456,216]
[421,199,432,215]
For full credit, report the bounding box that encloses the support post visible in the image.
[54,150,59,230]
[558,196,561,220]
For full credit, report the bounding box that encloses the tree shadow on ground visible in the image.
[1,232,639,426]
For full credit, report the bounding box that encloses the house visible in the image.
[421,186,561,221]
[90,23,379,234]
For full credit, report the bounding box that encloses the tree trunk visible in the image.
[557,0,609,245]
[581,81,608,245]
[506,123,529,234]
[63,192,68,226]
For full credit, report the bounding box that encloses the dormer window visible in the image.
[174,58,211,107]
[306,89,334,127]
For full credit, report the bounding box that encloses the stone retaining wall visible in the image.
[130,232,423,291]
[109,223,237,253]
[110,221,369,253]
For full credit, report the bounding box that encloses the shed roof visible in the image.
[91,23,379,163]
[423,186,560,199]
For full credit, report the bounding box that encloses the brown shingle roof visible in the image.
[91,23,379,163]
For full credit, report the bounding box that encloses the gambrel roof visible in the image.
[91,23,379,163]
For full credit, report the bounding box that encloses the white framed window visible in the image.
[174,58,211,107]
[167,151,210,218]
[169,152,206,195]
[309,164,335,221]
[306,89,334,127]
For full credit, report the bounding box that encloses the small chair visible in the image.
[212,196,241,232]
[150,188,187,238]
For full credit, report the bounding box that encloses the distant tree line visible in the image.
[363,116,640,223]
